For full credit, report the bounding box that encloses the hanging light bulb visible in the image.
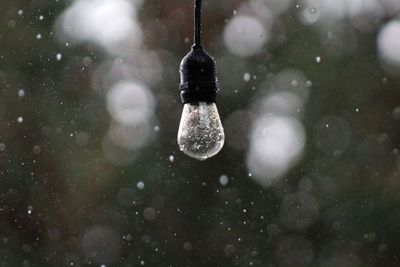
[177,0,225,161]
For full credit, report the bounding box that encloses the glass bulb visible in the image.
[177,102,225,161]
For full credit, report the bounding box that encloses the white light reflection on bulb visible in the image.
[177,102,225,161]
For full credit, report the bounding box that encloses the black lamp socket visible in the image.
[179,45,219,104]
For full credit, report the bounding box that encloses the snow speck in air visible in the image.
[27,205,33,214]
[223,16,267,57]
[18,89,25,97]
[219,175,229,186]
[56,53,62,61]
[39,15,44,20]
[168,155,175,162]
[137,181,145,190]
[33,145,41,155]
[183,242,192,250]
[36,34,42,39]
[154,126,160,132]
[0,143,6,152]
[315,56,321,63]
[17,117,23,123]
[143,207,156,221]
[18,10,23,16]
[125,234,133,241]
[244,73,251,82]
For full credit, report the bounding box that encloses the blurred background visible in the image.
[1,0,400,266]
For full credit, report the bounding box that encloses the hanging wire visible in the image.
[194,0,202,47]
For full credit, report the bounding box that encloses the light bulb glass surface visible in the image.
[177,102,225,161]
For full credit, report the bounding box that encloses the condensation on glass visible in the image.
[177,102,225,161]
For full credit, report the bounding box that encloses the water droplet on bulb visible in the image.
[177,102,225,161]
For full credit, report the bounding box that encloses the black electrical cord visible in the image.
[194,0,202,47]
[179,0,219,104]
